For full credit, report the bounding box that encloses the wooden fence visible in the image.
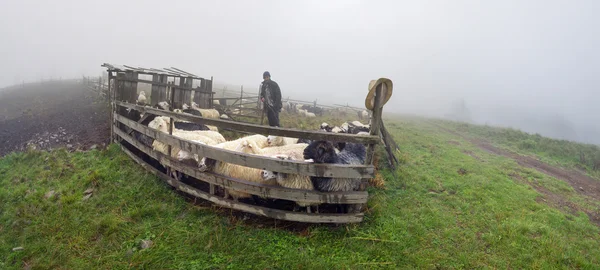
[105,63,386,223]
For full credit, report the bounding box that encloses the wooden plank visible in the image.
[114,113,374,178]
[151,74,160,105]
[114,77,212,93]
[114,127,367,204]
[115,101,379,145]
[158,75,168,103]
[118,144,364,223]
[365,83,384,165]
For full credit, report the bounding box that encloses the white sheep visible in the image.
[220,114,229,119]
[261,164,317,213]
[137,91,147,104]
[149,117,226,143]
[190,102,220,119]
[266,135,299,147]
[305,112,316,117]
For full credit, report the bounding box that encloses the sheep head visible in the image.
[139,91,146,96]
[267,135,287,147]
[198,157,216,172]
[261,170,277,181]
[303,141,336,164]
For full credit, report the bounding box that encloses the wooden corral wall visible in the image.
[105,63,386,223]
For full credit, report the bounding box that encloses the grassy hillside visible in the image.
[2,116,600,269]
[434,119,600,179]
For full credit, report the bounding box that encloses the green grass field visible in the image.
[1,115,600,269]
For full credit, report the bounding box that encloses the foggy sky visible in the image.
[1,0,598,144]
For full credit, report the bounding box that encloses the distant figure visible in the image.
[137,91,147,105]
[260,71,282,127]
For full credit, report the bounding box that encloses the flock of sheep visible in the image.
[128,92,372,213]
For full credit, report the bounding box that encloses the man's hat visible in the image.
[263,71,271,78]
[365,78,393,110]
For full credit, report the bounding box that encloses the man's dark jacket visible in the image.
[260,80,282,110]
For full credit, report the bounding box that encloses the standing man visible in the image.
[259,71,282,127]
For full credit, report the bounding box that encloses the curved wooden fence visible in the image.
[105,64,385,223]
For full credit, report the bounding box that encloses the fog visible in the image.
[1,0,598,144]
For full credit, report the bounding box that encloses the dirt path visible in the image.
[0,81,110,156]
[431,122,600,225]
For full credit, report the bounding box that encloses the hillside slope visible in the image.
[2,116,600,269]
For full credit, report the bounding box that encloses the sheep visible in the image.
[149,117,225,143]
[220,114,230,119]
[261,156,318,213]
[197,143,274,201]
[197,138,306,201]
[190,102,220,119]
[153,116,210,131]
[137,91,147,105]
[357,110,369,120]
[266,135,299,147]
[305,112,316,117]
[303,140,366,213]
[155,101,170,111]
[237,140,308,161]
[320,123,344,133]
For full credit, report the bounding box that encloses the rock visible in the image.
[84,188,94,195]
[140,240,153,250]
[67,144,73,148]
[12,247,24,251]
[579,187,584,191]
[90,144,97,150]
[82,193,92,201]
[44,190,56,199]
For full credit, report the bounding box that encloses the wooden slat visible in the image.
[118,143,364,223]
[114,77,211,92]
[114,127,367,204]
[115,101,379,145]
[114,114,374,178]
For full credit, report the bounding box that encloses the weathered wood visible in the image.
[102,63,203,80]
[114,113,375,178]
[114,127,368,203]
[151,74,160,105]
[115,101,379,145]
[365,83,384,165]
[113,77,211,93]
[119,144,364,223]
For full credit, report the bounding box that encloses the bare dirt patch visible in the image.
[432,122,600,201]
[0,81,110,156]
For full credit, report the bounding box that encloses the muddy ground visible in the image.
[0,80,110,156]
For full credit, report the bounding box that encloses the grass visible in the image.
[2,115,600,269]
[433,119,600,179]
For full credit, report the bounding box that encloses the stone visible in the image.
[140,240,153,250]
[84,188,94,195]
[90,144,97,150]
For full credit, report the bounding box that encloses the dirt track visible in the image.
[0,81,110,156]
[433,122,600,225]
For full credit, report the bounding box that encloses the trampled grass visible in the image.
[1,115,600,269]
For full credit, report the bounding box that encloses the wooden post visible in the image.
[239,85,244,113]
[356,82,385,213]
[168,80,176,166]
[108,72,113,143]
[151,74,159,105]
